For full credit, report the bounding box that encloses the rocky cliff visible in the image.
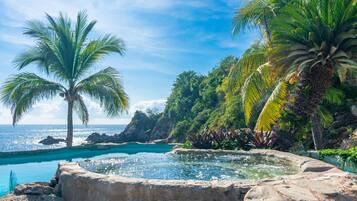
[86,111,165,143]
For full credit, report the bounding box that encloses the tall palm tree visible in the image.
[1,11,129,147]
[272,0,357,149]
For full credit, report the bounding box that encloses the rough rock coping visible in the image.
[55,148,357,201]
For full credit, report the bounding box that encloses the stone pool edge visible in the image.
[54,148,357,201]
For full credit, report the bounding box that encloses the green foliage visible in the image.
[182,140,193,149]
[232,0,292,44]
[221,43,267,96]
[272,0,357,78]
[255,81,288,131]
[316,106,333,127]
[319,147,357,164]
[162,56,243,141]
[324,87,345,106]
[165,71,203,122]
[1,73,65,124]
[188,129,254,150]
[171,120,191,138]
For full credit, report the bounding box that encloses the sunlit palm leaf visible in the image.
[254,81,288,131]
[241,63,275,124]
[225,42,267,95]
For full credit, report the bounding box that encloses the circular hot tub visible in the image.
[79,151,298,181]
[55,148,354,201]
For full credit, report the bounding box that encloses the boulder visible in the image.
[0,182,63,201]
[118,111,159,142]
[0,194,62,201]
[39,136,65,145]
[14,182,54,195]
[85,132,116,144]
[149,115,172,141]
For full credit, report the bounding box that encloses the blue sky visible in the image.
[0,0,259,124]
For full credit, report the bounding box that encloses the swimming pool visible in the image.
[0,143,174,196]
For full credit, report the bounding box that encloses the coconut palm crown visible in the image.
[1,11,129,147]
[272,0,357,118]
[270,0,356,149]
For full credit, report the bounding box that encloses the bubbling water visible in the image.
[79,152,298,181]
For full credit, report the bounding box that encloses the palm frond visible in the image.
[233,0,267,34]
[241,63,275,124]
[272,0,357,75]
[225,43,267,95]
[75,67,129,117]
[317,106,333,127]
[73,95,89,125]
[76,35,126,80]
[324,87,345,105]
[254,81,288,131]
[1,73,65,125]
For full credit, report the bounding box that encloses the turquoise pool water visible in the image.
[80,152,298,181]
[0,143,173,196]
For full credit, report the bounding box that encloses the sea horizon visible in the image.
[0,124,127,152]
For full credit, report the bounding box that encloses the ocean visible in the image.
[0,124,126,152]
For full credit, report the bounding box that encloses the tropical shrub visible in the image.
[318,146,357,164]
[188,128,254,150]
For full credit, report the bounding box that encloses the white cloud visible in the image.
[0,105,12,124]
[0,97,165,124]
[129,99,166,114]
[0,0,199,59]
[0,33,33,46]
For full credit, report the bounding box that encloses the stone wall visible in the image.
[55,149,357,201]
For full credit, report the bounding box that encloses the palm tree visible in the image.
[232,0,292,47]
[1,11,129,147]
[272,0,357,149]
[231,0,297,135]
[221,42,290,132]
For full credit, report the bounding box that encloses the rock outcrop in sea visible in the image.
[86,111,165,144]
[39,136,66,145]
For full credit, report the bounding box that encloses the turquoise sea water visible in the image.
[0,143,174,197]
[0,124,126,152]
[0,124,129,196]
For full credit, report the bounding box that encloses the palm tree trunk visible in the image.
[289,64,333,117]
[311,112,323,150]
[66,100,74,147]
[263,13,273,48]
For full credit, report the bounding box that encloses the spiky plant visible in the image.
[272,0,357,148]
[1,11,129,147]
